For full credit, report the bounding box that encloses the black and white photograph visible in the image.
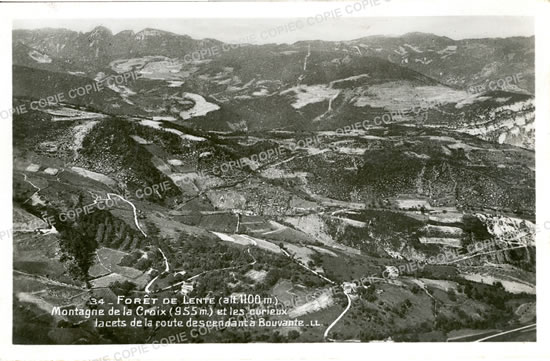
[1,1,549,360]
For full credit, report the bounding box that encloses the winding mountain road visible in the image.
[324,288,352,342]
[87,191,148,238]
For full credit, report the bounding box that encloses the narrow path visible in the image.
[22,173,40,190]
[106,193,148,237]
[235,213,241,233]
[96,253,112,273]
[144,274,160,294]
[86,191,147,238]
[324,288,352,341]
[446,329,499,342]
[21,173,41,204]
[158,248,169,272]
[474,323,536,342]
[262,222,286,235]
[144,247,170,294]
[303,45,311,71]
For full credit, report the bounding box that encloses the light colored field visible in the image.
[43,167,59,175]
[307,245,337,257]
[284,214,360,255]
[152,116,178,121]
[288,289,334,318]
[96,248,144,279]
[330,216,367,228]
[71,167,116,186]
[17,292,57,315]
[110,56,168,73]
[260,168,309,181]
[179,93,220,120]
[43,107,107,122]
[211,231,248,245]
[141,60,192,80]
[95,247,125,267]
[89,261,110,278]
[353,82,468,111]
[206,190,247,210]
[211,232,282,254]
[417,278,458,292]
[462,273,536,294]
[284,214,336,247]
[25,164,40,172]
[396,198,433,210]
[130,135,152,145]
[167,159,183,166]
[404,151,430,159]
[419,237,462,248]
[167,173,199,193]
[336,147,367,155]
[422,225,464,237]
[91,273,129,288]
[283,243,316,266]
[428,212,463,223]
[241,235,282,254]
[139,119,206,141]
[280,84,339,109]
[29,50,52,63]
[515,302,536,323]
[167,81,184,87]
[245,269,267,282]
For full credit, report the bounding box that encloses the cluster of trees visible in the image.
[356,149,425,196]
[175,234,252,277]
[323,209,423,257]
[357,284,378,302]
[57,213,102,281]
[392,299,413,318]
[359,329,386,342]
[173,232,327,298]
[80,117,181,204]
[109,280,137,296]
[56,209,147,280]
[130,120,186,156]
[94,212,146,251]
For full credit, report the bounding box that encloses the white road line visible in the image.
[324,289,352,341]
[474,323,536,342]
[158,248,170,273]
[107,193,148,238]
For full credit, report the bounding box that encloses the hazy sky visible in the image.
[14,17,533,44]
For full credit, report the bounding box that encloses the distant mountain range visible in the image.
[13,27,534,92]
[13,27,535,149]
